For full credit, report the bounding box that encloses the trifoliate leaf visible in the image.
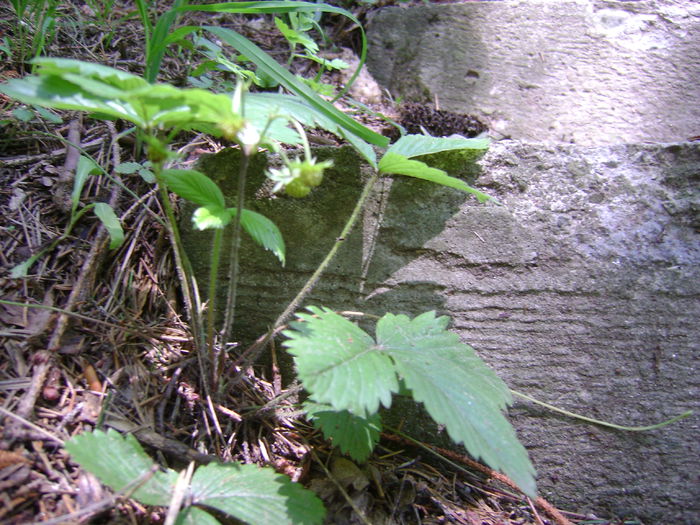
[379,152,491,203]
[161,169,225,208]
[304,401,381,462]
[115,162,156,183]
[93,203,124,249]
[65,429,178,506]
[376,311,537,498]
[188,462,325,525]
[283,306,398,417]
[0,57,248,133]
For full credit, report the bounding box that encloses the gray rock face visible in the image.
[182,1,699,522]
[366,0,700,145]
[187,142,700,523]
[357,1,700,521]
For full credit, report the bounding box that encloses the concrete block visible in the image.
[366,0,700,144]
[186,141,700,523]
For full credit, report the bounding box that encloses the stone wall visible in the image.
[187,142,699,523]
[359,1,700,521]
[366,0,700,145]
[183,0,699,522]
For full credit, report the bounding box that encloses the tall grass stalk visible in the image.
[9,0,60,70]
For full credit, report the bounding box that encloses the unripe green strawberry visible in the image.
[299,159,332,187]
[217,116,244,141]
[299,165,323,187]
[285,179,311,198]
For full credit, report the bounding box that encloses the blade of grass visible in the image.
[181,2,370,104]
[145,0,189,83]
[134,0,152,63]
[203,26,388,148]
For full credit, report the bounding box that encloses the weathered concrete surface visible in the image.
[360,2,700,519]
[186,142,700,523]
[366,0,700,145]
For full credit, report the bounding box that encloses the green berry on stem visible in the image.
[285,179,311,198]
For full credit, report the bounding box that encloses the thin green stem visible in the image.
[291,118,311,160]
[228,169,380,378]
[221,151,250,345]
[207,227,223,383]
[155,158,212,409]
[153,162,203,353]
[274,169,379,329]
[511,390,693,431]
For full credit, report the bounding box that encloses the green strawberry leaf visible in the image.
[93,203,125,249]
[283,306,398,417]
[65,429,178,506]
[386,134,489,158]
[66,430,324,524]
[71,155,101,216]
[376,311,537,498]
[31,57,149,92]
[160,169,225,209]
[188,462,325,525]
[0,74,144,126]
[174,507,221,525]
[284,307,537,498]
[192,205,231,230]
[379,152,491,203]
[237,208,286,266]
[304,401,381,462]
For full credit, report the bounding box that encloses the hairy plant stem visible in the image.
[229,169,380,378]
[207,227,223,385]
[221,151,250,350]
[154,163,204,355]
[275,169,379,328]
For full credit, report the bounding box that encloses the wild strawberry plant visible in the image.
[0,1,543,523]
[65,429,326,524]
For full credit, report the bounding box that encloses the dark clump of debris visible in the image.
[399,102,487,138]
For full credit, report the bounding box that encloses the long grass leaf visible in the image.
[202,26,387,148]
[134,0,152,55]
[145,0,189,83]
[183,2,370,113]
